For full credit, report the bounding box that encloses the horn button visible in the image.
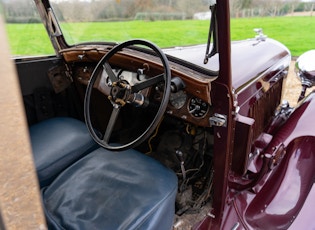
[109,80,131,106]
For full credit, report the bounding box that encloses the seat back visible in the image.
[30,117,97,187]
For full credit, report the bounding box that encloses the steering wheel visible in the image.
[84,39,171,151]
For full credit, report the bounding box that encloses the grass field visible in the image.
[5,16,315,57]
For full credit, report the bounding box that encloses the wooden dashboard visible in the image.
[60,46,217,127]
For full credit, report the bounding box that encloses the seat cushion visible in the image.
[30,117,97,187]
[42,148,178,230]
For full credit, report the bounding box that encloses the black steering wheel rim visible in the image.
[84,39,171,151]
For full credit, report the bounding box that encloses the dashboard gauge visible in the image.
[169,90,187,109]
[188,97,209,118]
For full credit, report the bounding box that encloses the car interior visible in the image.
[6,0,307,229]
[21,39,216,229]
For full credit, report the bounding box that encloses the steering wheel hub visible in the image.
[109,80,131,106]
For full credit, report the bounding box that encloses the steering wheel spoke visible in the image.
[102,106,121,143]
[104,61,119,83]
[131,73,164,93]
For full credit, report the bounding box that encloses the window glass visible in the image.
[2,0,54,56]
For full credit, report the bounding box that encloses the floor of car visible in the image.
[173,201,213,229]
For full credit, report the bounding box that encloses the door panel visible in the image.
[15,56,82,125]
[16,56,60,96]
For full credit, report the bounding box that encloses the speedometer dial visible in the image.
[188,98,209,118]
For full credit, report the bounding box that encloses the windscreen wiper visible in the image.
[204,1,217,64]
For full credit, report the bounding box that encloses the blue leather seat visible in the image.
[42,148,178,230]
[30,117,97,187]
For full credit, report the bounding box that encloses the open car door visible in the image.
[0,16,46,229]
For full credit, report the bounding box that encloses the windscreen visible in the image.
[50,0,211,47]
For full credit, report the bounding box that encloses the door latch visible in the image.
[209,113,227,127]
